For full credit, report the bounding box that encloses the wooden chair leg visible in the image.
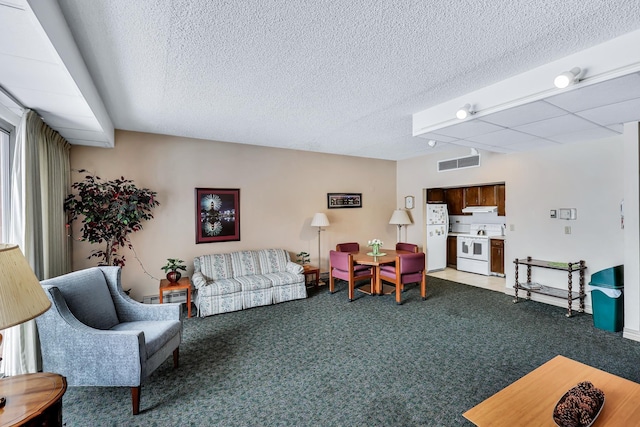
[131,386,141,415]
[420,273,427,300]
[329,274,335,293]
[396,279,402,305]
[173,348,179,369]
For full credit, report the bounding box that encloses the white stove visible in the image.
[457,224,503,275]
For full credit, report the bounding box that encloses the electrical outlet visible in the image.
[565,226,571,234]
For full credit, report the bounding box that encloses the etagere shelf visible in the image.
[513,256,586,317]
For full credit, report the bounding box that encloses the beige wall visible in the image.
[69,130,397,300]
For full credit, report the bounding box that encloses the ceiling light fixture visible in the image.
[427,140,437,147]
[554,67,582,89]
[456,104,474,120]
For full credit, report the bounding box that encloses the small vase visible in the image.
[372,244,380,255]
[166,271,181,283]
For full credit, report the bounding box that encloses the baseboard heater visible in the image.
[143,290,187,304]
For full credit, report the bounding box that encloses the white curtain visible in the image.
[1,110,71,375]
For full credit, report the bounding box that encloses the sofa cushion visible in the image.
[197,253,233,280]
[41,267,119,330]
[230,251,261,277]
[262,272,302,287]
[197,278,242,297]
[257,249,291,273]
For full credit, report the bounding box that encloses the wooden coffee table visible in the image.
[0,372,67,427]
[463,355,640,426]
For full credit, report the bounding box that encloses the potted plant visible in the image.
[161,258,187,283]
[64,170,160,266]
[296,251,310,266]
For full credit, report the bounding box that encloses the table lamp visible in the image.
[0,244,52,408]
[310,213,330,281]
[389,209,412,242]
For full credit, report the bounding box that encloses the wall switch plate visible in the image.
[565,226,571,234]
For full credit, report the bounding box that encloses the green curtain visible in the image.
[1,110,71,375]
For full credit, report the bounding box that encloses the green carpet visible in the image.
[61,277,640,426]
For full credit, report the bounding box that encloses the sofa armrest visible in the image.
[37,287,147,387]
[192,271,209,289]
[286,262,304,274]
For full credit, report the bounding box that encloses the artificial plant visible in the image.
[64,170,160,266]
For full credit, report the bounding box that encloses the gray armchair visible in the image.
[36,266,183,415]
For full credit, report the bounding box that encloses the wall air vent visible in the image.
[438,154,480,172]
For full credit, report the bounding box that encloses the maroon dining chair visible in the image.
[395,242,419,253]
[329,250,374,301]
[336,242,359,252]
[378,252,427,304]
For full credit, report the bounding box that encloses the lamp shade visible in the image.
[0,244,51,330]
[310,213,330,227]
[389,209,412,225]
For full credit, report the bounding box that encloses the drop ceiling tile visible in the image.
[507,138,560,151]
[575,97,640,126]
[465,128,539,146]
[479,100,567,128]
[607,123,624,133]
[415,132,459,143]
[513,114,598,138]
[430,120,504,139]
[547,126,620,144]
[545,72,640,112]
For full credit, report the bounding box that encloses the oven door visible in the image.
[457,236,489,261]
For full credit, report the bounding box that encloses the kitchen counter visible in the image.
[448,232,506,240]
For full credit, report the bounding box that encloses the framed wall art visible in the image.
[327,193,362,209]
[195,188,240,243]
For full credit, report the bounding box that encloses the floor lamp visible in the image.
[310,213,330,283]
[389,209,412,243]
[0,244,53,408]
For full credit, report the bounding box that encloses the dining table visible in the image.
[351,249,412,295]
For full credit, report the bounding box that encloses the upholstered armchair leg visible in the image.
[396,280,402,305]
[421,274,427,300]
[132,386,141,415]
[329,275,336,294]
[173,348,179,368]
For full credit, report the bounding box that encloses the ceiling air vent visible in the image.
[438,154,480,172]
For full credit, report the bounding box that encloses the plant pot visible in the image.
[166,271,181,283]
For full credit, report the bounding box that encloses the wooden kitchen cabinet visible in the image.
[496,184,506,216]
[463,186,480,206]
[490,239,504,275]
[427,188,445,203]
[444,188,464,215]
[447,235,457,268]
[479,185,497,206]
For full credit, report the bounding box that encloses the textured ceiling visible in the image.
[4,1,640,159]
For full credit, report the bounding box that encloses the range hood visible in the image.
[461,206,498,213]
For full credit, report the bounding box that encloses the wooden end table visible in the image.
[463,355,640,426]
[0,372,67,427]
[303,265,320,287]
[159,277,192,318]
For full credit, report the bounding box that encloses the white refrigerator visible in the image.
[426,203,449,272]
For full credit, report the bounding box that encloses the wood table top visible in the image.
[0,372,66,427]
[463,355,640,426]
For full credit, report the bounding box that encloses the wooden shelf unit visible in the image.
[513,256,586,317]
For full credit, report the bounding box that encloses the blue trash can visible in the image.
[589,265,624,332]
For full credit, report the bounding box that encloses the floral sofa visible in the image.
[192,248,306,317]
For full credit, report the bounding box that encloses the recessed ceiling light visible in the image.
[554,67,582,89]
[427,140,437,147]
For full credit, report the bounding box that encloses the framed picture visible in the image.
[327,193,362,209]
[195,188,240,243]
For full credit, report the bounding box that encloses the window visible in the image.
[0,125,10,241]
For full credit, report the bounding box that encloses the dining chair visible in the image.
[336,242,359,252]
[329,250,374,301]
[395,242,419,253]
[378,252,427,304]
